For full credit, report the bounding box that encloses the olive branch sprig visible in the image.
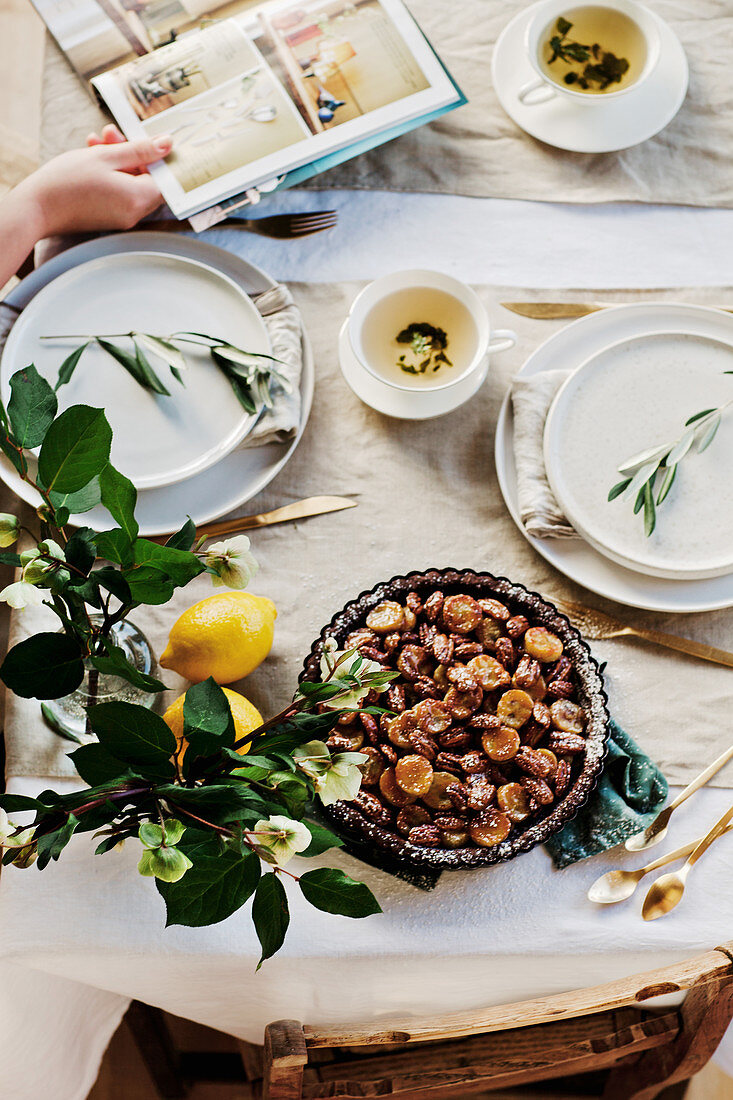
[608,382,733,537]
[40,330,291,416]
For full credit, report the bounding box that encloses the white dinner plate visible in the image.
[492,2,688,154]
[495,302,733,613]
[1,252,271,490]
[544,331,733,581]
[1,232,314,536]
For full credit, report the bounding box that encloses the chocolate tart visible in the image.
[301,569,609,870]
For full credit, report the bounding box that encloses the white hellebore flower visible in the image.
[318,645,386,710]
[0,581,45,609]
[315,752,367,806]
[20,539,67,586]
[0,514,19,548]
[205,535,259,590]
[253,814,311,867]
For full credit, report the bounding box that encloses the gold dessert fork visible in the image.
[553,598,733,670]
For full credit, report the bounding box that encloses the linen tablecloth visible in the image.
[2,194,733,1100]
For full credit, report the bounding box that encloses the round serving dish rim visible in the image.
[300,567,610,871]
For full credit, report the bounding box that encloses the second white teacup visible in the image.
[519,0,661,106]
[347,270,515,418]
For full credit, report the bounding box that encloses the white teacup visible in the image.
[519,0,661,107]
[346,270,516,418]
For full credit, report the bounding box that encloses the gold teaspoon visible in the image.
[641,803,733,921]
[625,742,733,851]
[588,822,733,904]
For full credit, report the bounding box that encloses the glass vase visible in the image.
[42,618,157,742]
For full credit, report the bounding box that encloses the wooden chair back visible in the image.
[262,941,733,1100]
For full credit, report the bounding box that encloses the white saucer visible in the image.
[495,303,733,613]
[492,2,688,153]
[338,321,488,419]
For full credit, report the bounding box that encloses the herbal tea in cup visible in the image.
[358,286,479,390]
[346,270,512,395]
[519,0,660,106]
[540,6,645,92]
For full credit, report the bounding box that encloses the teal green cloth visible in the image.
[545,719,668,870]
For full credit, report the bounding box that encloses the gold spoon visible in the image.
[588,822,733,904]
[641,803,733,921]
[625,742,733,851]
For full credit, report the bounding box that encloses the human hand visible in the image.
[15,130,173,238]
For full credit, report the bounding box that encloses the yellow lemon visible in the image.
[160,592,277,684]
[163,687,262,758]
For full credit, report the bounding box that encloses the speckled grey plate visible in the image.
[301,568,610,871]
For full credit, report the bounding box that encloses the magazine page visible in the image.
[92,0,460,217]
[30,0,259,83]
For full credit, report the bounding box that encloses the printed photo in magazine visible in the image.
[32,0,463,219]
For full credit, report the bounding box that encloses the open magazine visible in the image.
[32,0,464,220]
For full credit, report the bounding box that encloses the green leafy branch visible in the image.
[608,385,733,536]
[42,330,292,416]
[0,364,257,708]
[0,664,390,959]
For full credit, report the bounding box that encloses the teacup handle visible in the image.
[488,328,517,354]
[518,78,556,105]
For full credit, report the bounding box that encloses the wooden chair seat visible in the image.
[261,942,733,1100]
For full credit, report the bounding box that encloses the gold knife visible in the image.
[501,301,733,319]
[151,496,357,544]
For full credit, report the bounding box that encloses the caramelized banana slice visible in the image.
[395,754,434,796]
[442,828,470,849]
[497,782,532,823]
[358,746,386,786]
[481,726,520,762]
[470,808,511,847]
[366,601,405,633]
[467,654,511,691]
[379,767,417,807]
[387,712,416,748]
[524,627,564,663]
[550,699,585,734]
[422,771,458,810]
[496,688,535,729]
[412,699,452,734]
[441,594,482,634]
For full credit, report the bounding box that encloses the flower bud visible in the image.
[0,514,19,548]
[137,845,192,883]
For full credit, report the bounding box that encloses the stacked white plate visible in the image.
[496,303,733,612]
[0,233,314,536]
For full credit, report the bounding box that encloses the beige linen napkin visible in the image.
[247,284,304,447]
[511,369,575,539]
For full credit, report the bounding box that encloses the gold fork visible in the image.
[553,598,733,669]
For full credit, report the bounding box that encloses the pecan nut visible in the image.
[514,746,553,780]
[408,824,442,847]
[506,614,530,638]
[548,732,586,754]
[423,590,444,622]
[354,791,392,828]
[520,777,554,806]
